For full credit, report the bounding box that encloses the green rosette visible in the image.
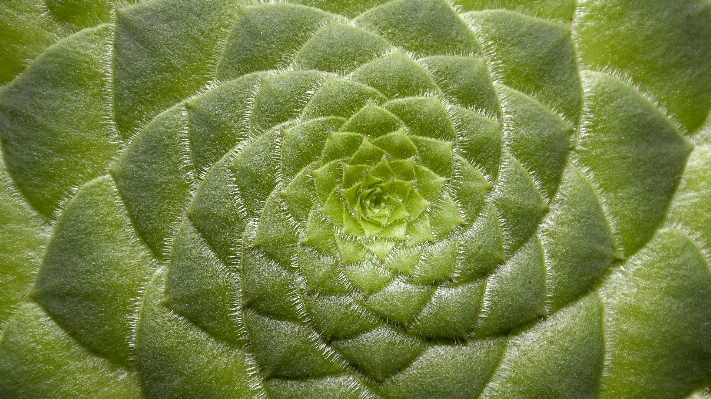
[2,1,711,398]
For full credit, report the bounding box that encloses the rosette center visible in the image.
[306,125,463,266]
[341,158,416,239]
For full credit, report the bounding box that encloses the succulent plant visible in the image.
[2,0,711,398]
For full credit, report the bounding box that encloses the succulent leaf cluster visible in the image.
[2,0,711,398]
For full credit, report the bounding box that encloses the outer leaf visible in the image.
[0,303,143,399]
[0,152,46,327]
[574,0,711,132]
[598,229,711,399]
[0,25,118,218]
[0,0,75,84]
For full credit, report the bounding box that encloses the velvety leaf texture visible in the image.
[1,0,711,398]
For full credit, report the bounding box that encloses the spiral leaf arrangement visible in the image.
[2,0,711,398]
